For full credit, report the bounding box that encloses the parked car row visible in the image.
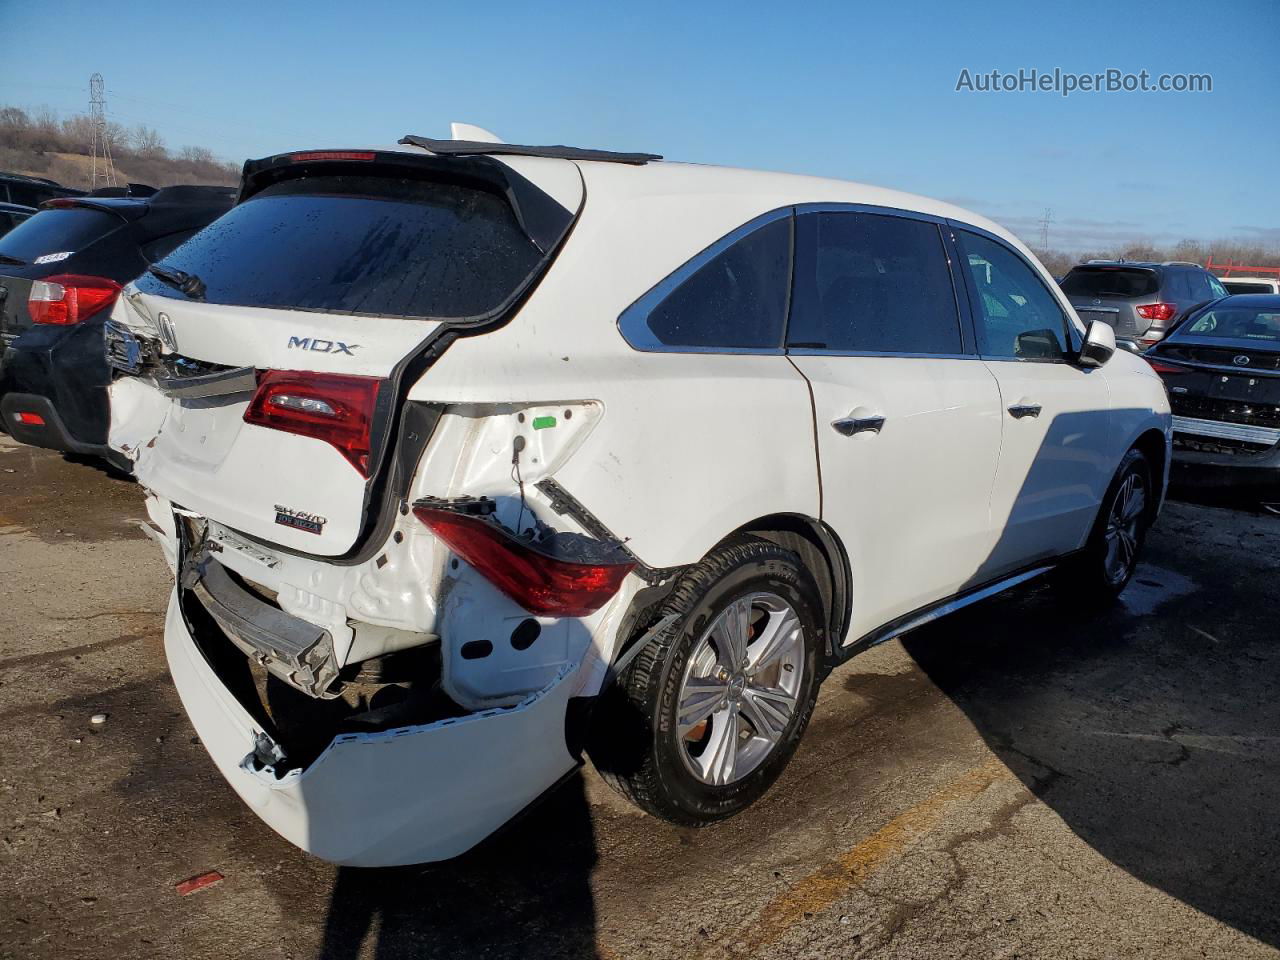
[0,178,234,466]
[1052,256,1280,503]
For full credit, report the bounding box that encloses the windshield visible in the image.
[1184,307,1280,342]
[131,173,543,319]
[1060,267,1159,299]
[0,208,122,264]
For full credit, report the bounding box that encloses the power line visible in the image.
[1034,207,1054,249]
[88,73,117,189]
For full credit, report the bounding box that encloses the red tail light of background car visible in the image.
[1135,302,1177,323]
[28,274,122,325]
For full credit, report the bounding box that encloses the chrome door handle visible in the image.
[831,414,886,436]
[1007,402,1042,419]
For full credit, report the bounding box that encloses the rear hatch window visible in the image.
[1184,307,1280,343]
[1060,267,1159,299]
[132,174,544,319]
[0,208,122,265]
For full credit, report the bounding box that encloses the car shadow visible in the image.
[898,562,1280,946]
[315,767,600,959]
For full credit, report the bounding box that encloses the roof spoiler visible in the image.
[237,148,579,254]
[398,134,661,165]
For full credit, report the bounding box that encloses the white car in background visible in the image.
[105,126,1171,866]
[1221,277,1280,295]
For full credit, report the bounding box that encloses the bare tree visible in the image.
[178,144,216,164]
[131,124,167,159]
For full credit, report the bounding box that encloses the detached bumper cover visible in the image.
[164,589,579,866]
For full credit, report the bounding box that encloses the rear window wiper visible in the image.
[0,254,26,266]
[148,263,206,301]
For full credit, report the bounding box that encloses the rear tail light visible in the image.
[1146,359,1188,375]
[413,506,635,618]
[13,411,46,425]
[289,151,376,163]
[243,370,383,476]
[1136,302,1177,323]
[28,274,122,325]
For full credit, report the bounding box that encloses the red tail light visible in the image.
[13,411,46,425]
[289,151,376,163]
[1146,359,1188,375]
[413,506,635,618]
[28,274,122,325]
[243,370,383,476]
[1136,302,1177,322]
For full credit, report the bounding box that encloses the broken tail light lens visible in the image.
[413,506,635,618]
[28,274,122,325]
[1136,302,1177,323]
[243,370,383,476]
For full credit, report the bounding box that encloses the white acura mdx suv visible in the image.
[105,126,1171,866]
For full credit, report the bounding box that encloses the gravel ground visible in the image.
[1,433,1277,959]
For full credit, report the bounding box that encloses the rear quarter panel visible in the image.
[406,182,821,569]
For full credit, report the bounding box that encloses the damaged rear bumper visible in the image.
[164,587,580,866]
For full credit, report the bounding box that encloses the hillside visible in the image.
[0,105,240,190]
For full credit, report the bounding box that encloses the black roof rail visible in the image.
[398,134,661,165]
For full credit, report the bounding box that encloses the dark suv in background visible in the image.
[0,185,235,466]
[0,172,85,208]
[1060,260,1228,349]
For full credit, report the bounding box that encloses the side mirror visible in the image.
[1079,320,1116,368]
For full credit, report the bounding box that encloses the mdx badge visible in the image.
[288,336,359,355]
[274,504,327,535]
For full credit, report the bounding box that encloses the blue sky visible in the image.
[4,0,1277,251]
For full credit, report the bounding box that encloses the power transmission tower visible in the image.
[89,73,116,189]
[1038,207,1054,249]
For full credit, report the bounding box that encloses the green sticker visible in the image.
[532,415,557,430]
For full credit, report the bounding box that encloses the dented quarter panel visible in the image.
[404,165,823,570]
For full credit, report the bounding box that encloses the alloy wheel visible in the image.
[1103,471,1146,585]
[675,592,805,786]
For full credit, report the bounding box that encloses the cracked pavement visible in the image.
[1,433,1278,959]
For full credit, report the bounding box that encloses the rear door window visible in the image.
[131,173,545,319]
[955,230,1070,361]
[628,215,791,350]
[1165,271,1192,300]
[788,211,963,354]
[0,208,122,264]
[1060,267,1159,299]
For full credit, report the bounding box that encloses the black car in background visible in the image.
[0,202,36,238]
[1145,294,1280,498]
[0,172,85,208]
[0,186,235,466]
[1060,260,1228,348]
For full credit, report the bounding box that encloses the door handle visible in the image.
[1007,401,1043,419]
[831,414,886,436]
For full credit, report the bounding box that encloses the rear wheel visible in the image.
[589,538,824,825]
[1058,447,1152,600]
